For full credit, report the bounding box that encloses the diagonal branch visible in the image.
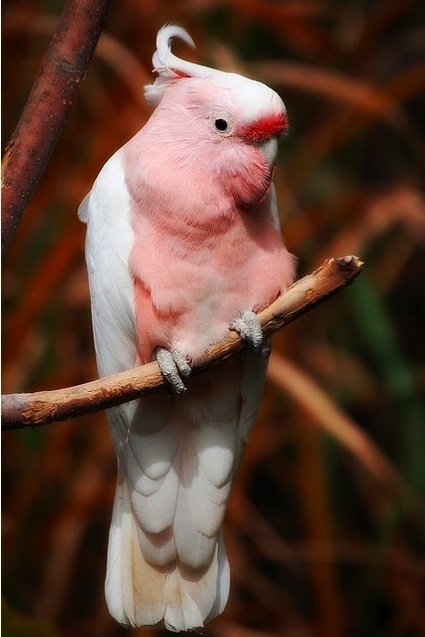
[1,256,363,431]
[1,0,111,254]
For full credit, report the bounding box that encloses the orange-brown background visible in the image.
[2,1,425,636]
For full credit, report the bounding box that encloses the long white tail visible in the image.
[105,354,265,631]
[106,470,229,631]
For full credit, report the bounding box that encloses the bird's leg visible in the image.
[232,310,271,358]
[155,347,192,393]
[232,311,262,347]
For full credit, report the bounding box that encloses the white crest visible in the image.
[144,25,212,106]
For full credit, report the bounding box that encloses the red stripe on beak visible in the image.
[237,112,288,143]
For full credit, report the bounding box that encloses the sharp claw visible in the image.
[156,348,191,393]
[232,311,263,350]
[171,350,192,377]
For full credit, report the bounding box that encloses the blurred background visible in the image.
[2,1,425,636]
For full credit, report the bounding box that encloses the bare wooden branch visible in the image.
[1,0,111,253]
[1,256,363,431]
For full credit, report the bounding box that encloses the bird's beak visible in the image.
[257,137,279,170]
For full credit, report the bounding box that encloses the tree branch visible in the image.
[1,256,363,431]
[1,0,111,254]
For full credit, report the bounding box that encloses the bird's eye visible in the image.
[214,118,228,132]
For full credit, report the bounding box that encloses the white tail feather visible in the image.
[105,472,166,627]
[106,471,231,631]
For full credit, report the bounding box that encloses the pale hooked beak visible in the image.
[258,137,279,170]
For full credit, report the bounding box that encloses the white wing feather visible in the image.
[81,151,136,451]
[80,151,135,378]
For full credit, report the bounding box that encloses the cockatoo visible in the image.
[79,24,295,632]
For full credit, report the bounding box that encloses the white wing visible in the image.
[80,150,136,447]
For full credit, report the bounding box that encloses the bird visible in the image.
[79,24,295,632]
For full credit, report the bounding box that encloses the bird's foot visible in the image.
[232,311,271,358]
[155,348,191,393]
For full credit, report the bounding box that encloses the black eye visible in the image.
[214,118,228,132]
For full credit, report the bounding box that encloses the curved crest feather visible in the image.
[144,25,211,106]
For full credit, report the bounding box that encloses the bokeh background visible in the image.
[2,1,425,636]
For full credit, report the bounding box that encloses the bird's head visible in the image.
[143,26,288,208]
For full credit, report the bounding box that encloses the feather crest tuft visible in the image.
[144,24,210,106]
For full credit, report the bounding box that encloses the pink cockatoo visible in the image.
[79,25,295,632]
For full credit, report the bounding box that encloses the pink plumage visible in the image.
[79,24,295,632]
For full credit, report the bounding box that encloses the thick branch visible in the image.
[1,256,363,431]
[1,0,111,253]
